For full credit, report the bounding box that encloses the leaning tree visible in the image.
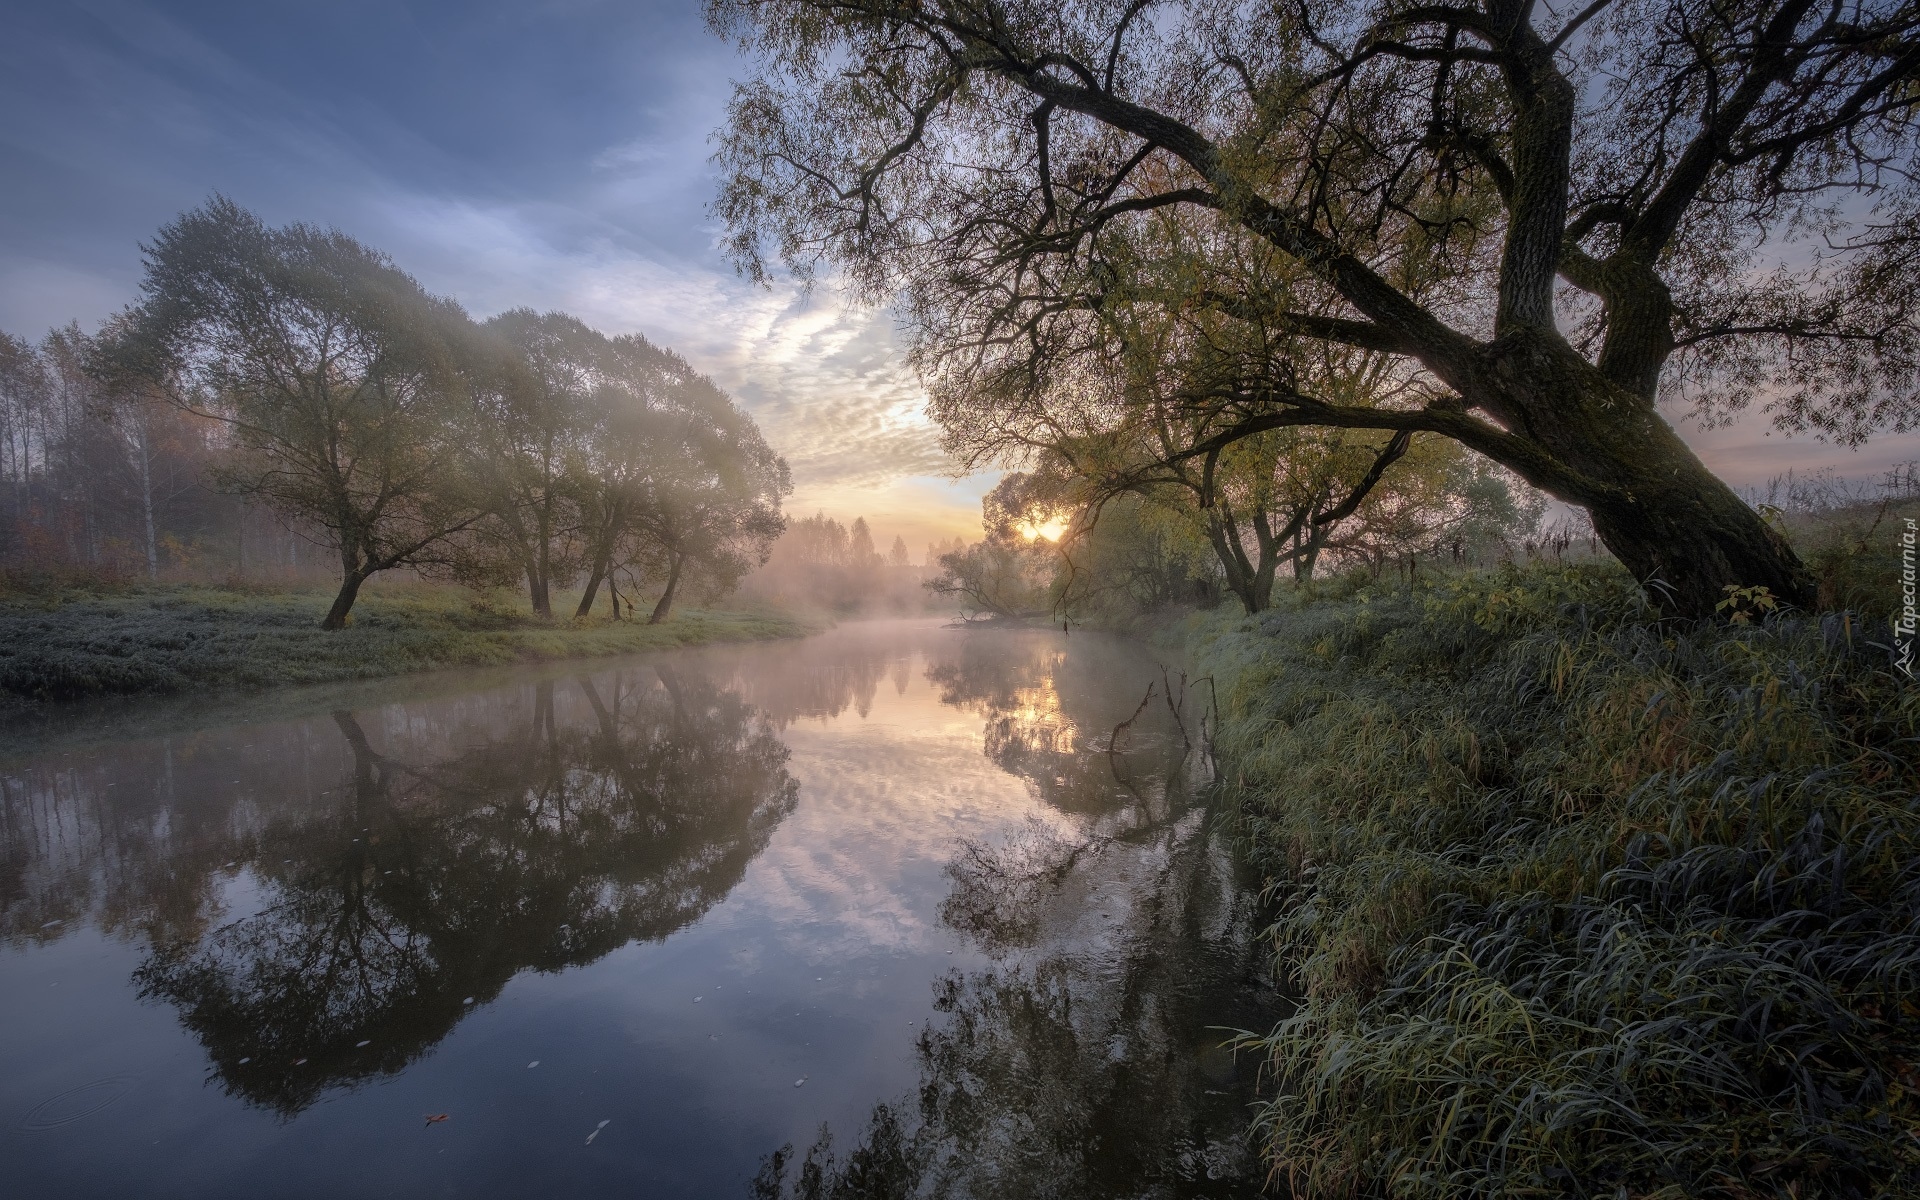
[710,0,1920,617]
[108,198,487,628]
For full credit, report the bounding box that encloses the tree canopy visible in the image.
[104,199,789,627]
[710,0,1920,616]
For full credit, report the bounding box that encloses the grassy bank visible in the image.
[1185,565,1919,1198]
[0,579,818,704]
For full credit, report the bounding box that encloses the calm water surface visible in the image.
[0,621,1278,1198]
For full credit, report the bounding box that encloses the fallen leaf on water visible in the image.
[794,1077,807,1088]
[585,1119,610,1145]
[355,1040,371,1048]
[527,1060,539,1068]
[425,1114,449,1126]
[293,1059,308,1066]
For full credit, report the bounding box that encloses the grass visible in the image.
[0,577,819,705]
[1182,562,1920,1199]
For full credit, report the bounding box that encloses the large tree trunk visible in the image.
[648,553,683,624]
[1584,453,1810,619]
[1203,509,1262,615]
[321,568,370,630]
[1294,536,1322,582]
[1202,505,1287,614]
[1480,330,1814,618]
[530,525,555,619]
[574,545,612,619]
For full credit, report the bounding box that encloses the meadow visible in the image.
[0,576,814,706]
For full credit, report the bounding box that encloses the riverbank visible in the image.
[0,579,819,705]
[1184,563,1919,1198]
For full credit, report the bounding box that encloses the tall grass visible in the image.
[1187,563,1920,1198]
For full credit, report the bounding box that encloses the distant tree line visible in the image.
[0,324,305,581]
[738,511,950,614]
[0,198,790,629]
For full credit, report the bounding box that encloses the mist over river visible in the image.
[0,620,1279,1198]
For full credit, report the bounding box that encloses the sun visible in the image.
[1019,518,1068,542]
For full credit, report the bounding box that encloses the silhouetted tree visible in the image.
[713,0,1920,616]
[630,371,790,622]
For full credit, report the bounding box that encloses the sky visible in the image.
[0,0,1913,552]
[0,0,991,555]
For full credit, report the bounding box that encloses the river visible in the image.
[0,620,1279,1198]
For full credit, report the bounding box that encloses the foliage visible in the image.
[0,323,265,581]
[925,533,1056,621]
[624,361,790,622]
[82,199,790,630]
[711,0,1920,615]
[1186,563,1920,1198]
[107,197,492,629]
[1053,489,1220,620]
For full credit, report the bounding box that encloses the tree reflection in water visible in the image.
[132,668,797,1114]
[754,633,1278,1199]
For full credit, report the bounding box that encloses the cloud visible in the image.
[368,194,950,493]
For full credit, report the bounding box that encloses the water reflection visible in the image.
[0,624,1274,1197]
[26,668,797,1114]
[753,635,1272,1199]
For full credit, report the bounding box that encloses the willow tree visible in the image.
[109,198,485,628]
[711,0,1920,617]
[630,370,791,623]
[465,310,600,618]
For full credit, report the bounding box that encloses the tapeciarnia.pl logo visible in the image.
[1898,517,1917,680]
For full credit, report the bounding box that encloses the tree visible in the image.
[569,332,677,619]
[468,310,597,618]
[1324,436,1545,574]
[108,198,487,628]
[1052,489,1219,618]
[889,534,912,567]
[712,0,1920,617]
[629,368,791,623]
[926,539,1054,621]
[849,515,879,566]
